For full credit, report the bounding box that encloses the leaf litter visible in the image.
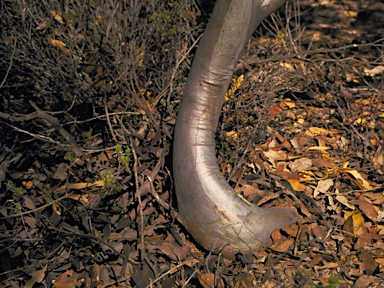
[0,0,383,287]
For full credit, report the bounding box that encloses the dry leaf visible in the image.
[23,195,36,210]
[289,157,312,172]
[47,36,70,54]
[50,10,65,24]
[55,180,104,193]
[199,273,216,288]
[364,65,384,77]
[316,262,339,270]
[343,213,365,236]
[354,275,378,288]
[308,146,331,152]
[313,179,334,198]
[279,62,294,71]
[279,99,296,109]
[225,130,238,140]
[25,264,47,288]
[53,270,80,288]
[358,251,379,275]
[225,74,244,98]
[269,238,294,252]
[312,225,327,240]
[284,223,299,237]
[335,195,355,210]
[287,178,307,191]
[263,149,288,167]
[67,194,89,204]
[305,127,331,136]
[22,180,33,189]
[342,169,372,190]
[351,197,379,221]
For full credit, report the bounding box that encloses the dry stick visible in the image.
[0,111,39,122]
[103,96,117,142]
[48,225,120,255]
[29,101,85,157]
[130,140,145,256]
[137,149,164,197]
[182,269,199,288]
[144,258,195,288]
[5,122,68,146]
[333,92,371,158]
[0,40,16,89]
[0,193,73,220]
[147,176,169,210]
[166,33,203,112]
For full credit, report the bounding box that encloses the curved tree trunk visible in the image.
[173,0,298,258]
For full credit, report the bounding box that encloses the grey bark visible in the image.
[173,0,298,258]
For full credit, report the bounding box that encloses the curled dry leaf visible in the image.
[270,238,295,253]
[342,168,372,190]
[47,37,70,54]
[351,197,379,222]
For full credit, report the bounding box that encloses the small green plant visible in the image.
[160,98,167,107]
[99,171,121,193]
[115,145,131,172]
[277,30,285,40]
[148,5,179,45]
[293,267,314,287]
[6,180,25,200]
[325,275,340,288]
[64,152,75,162]
[38,183,52,197]
[82,128,93,140]
[5,180,25,214]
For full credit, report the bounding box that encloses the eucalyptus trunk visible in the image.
[173,0,298,258]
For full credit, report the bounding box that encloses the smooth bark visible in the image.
[173,0,298,258]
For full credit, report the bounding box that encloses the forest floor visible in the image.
[0,0,383,287]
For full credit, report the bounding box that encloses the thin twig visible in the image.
[130,140,145,255]
[0,39,16,89]
[29,101,85,156]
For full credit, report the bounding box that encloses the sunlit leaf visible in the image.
[22,180,33,189]
[48,36,70,54]
[343,213,365,236]
[342,169,372,190]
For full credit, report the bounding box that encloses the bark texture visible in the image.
[173,0,298,258]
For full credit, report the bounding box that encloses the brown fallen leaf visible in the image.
[50,10,65,24]
[53,270,80,288]
[315,262,339,270]
[358,251,379,275]
[342,168,372,190]
[353,275,378,288]
[199,273,224,288]
[284,223,299,238]
[269,238,294,252]
[25,264,47,288]
[351,196,379,222]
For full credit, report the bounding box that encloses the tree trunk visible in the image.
[173,0,298,258]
